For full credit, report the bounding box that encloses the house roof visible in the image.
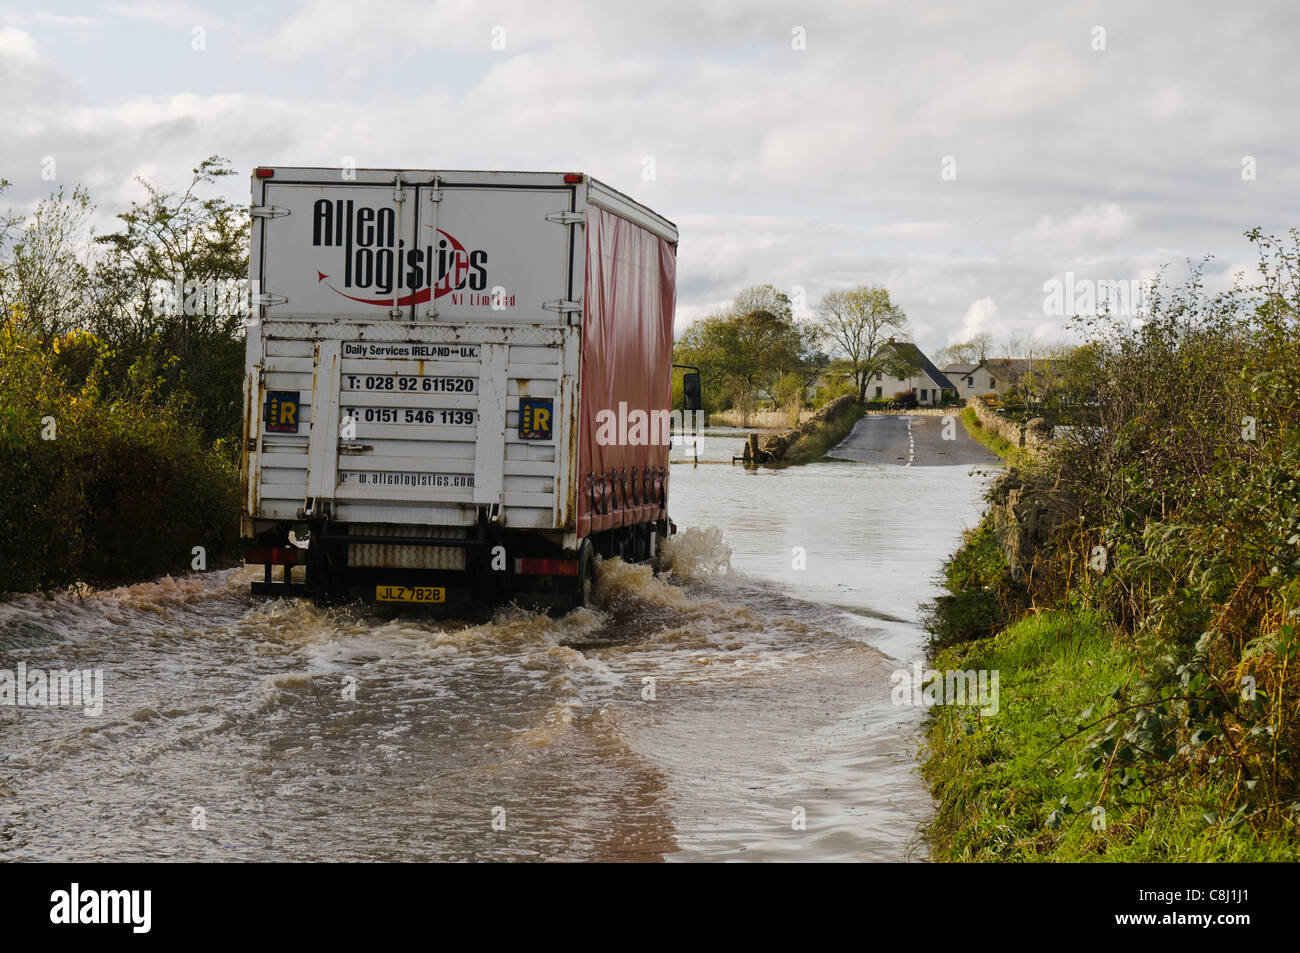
[942,357,1064,380]
[884,341,956,391]
[983,357,1064,381]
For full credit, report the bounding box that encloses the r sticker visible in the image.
[519,398,553,441]
[265,391,300,433]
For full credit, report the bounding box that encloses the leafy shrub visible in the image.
[923,515,1029,651]
[814,374,859,406]
[928,229,1300,846]
[0,316,239,592]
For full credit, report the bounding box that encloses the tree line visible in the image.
[672,281,923,420]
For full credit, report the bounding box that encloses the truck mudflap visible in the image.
[247,545,308,597]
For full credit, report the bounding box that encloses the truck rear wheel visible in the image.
[576,539,596,609]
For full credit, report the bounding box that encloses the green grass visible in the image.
[960,406,1031,468]
[777,404,864,466]
[922,609,1300,861]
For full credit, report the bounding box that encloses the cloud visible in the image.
[1010,203,1140,259]
[103,1,218,28]
[1,11,97,28]
[1,0,1298,361]
[950,297,998,343]
[0,25,38,63]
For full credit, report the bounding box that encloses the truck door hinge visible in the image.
[251,293,288,307]
[543,299,583,325]
[251,205,290,219]
[393,174,406,204]
[426,176,443,203]
[545,210,585,226]
[300,499,331,520]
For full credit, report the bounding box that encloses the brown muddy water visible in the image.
[0,430,995,862]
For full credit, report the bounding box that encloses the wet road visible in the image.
[828,413,1001,466]
[0,431,996,862]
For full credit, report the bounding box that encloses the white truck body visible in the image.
[241,168,678,601]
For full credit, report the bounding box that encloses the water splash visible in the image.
[658,526,732,580]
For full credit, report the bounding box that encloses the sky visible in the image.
[2,0,1298,359]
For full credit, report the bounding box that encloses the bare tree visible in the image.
[937,331,995,366]
[0,184,96,344]
[814,284,909,401]
[0,179,22,251]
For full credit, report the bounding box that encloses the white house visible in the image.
[869,340,956,406]
[942,357,1065,399]
[943,361,999,397]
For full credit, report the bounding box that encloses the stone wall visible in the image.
[748,396,860,463]
[862,407,953,417]
[968,399,1055,455]
[987,467,1078,579]
[711,408,796,430]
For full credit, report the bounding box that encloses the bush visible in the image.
[926,230,1300,853]
[923,515,1028,651]
[814,374,859,406]
[0,317,239,592]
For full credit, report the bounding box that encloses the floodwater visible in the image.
[0,426,995,862]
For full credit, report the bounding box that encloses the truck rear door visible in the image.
[250,173,581,532]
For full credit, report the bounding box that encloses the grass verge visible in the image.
[922,608,1300,861]
[777,404,864,466]
[960,406,1030,468]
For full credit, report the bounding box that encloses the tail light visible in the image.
[514,557,578,576]
[245,546,298,565]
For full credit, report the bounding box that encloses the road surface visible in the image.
[828,413,1002,466]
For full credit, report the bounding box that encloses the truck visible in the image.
[240,167,691,609]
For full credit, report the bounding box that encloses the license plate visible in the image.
[375,585,445,603]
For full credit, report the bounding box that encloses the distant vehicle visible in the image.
[240,167,686,609]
